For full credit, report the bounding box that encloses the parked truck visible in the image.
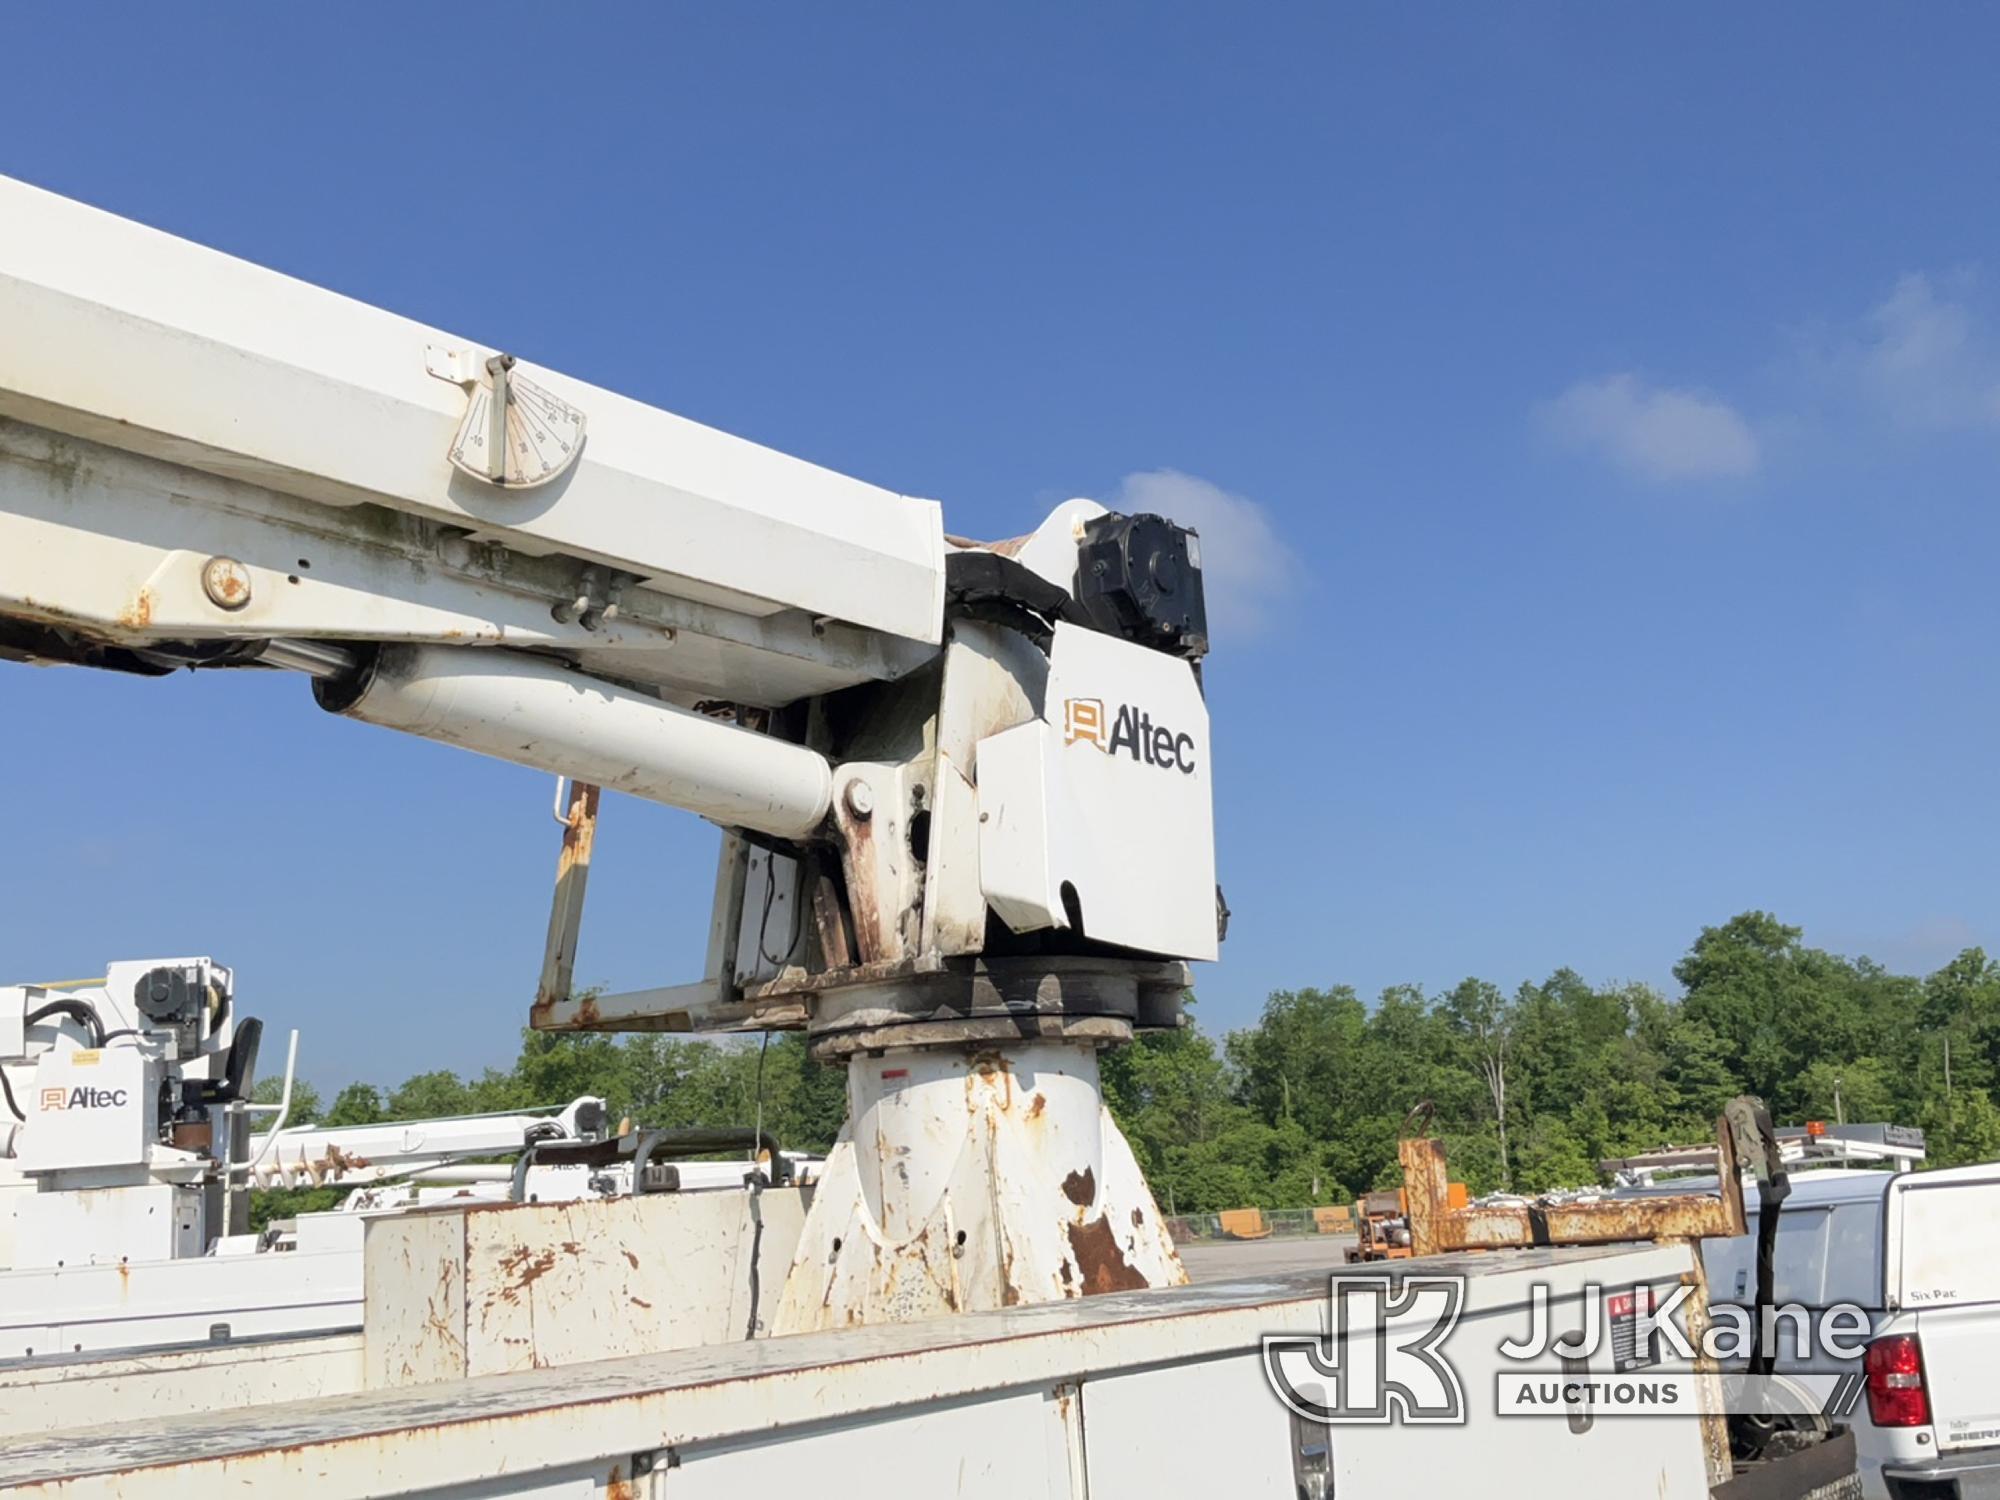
[1700,1160,2000,1498]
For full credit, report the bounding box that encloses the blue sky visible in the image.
[4,8,1998,1090]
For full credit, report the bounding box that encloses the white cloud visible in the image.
[1842,272,2000,430]
[1110,469,1299,642]
[1539,374,1760,482]
[1828,914,1981,976]
[1541,271,2000,483]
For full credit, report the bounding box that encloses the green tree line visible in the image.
[256,912,2000,1223]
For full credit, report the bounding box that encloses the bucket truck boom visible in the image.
[0,173,1219,1322]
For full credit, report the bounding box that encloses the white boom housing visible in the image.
[0,175,945,687]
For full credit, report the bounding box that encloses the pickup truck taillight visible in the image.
[1864,1333,1931,1428]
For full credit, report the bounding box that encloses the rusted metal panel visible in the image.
[364,1191,806,1387]
[1400,1131,1454,1258]
[462,1191,805,1376]
[1402,1116,1748,1256]
[362,1209,466,1389]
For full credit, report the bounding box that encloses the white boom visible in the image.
[246,1097,610,1191]
[0,176,944,672]
[0,173,1221,1326]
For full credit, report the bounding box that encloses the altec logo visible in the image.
[38,1086,129,1111]
[1063,697,1198,774]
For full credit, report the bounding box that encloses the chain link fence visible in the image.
[1165,1207,1359,1242]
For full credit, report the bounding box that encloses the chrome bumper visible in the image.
[1884,1447,2000,1500]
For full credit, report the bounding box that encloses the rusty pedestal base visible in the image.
[772,960,1188,1332]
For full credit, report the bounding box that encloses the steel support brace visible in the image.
[1402,1114,1748,1257]
[534,780,600,1020]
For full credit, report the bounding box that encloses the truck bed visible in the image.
[0,1243,1702,1498]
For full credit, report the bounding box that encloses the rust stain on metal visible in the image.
[532,781,600,1030]
[605,1462,636,1500]
[1026,1092,1046,1120]
[1401,1113,1747,1257]
[536,990,604,1030]
[853,1217,966,1320]
[537,993,603,1029]
[744,950,959,1006]
[423,1257,460,1352]
[556,785,600,868]
[493,1246,558,1303]
[1066,1217,1149,1295]
[965,1051,1014,1112]
[116,587,153,630]
[1399,1135,1453,1257]
[811,867,854,970]
[271,1141,376,1186]
[1682,1250,1734,1488]
[1061,1167,1095,1208]
[622,1248,640,1270]
[838,813,892,966]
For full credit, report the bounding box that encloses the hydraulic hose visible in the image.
[25,998,105,1049]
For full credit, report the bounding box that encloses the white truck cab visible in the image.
[1701,1163,2000,1500]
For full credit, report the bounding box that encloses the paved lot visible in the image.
[1178,1232,1358,1282]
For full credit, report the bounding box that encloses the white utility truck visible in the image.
[1699,1158,2000,1499]
[0,174,1855,1497]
